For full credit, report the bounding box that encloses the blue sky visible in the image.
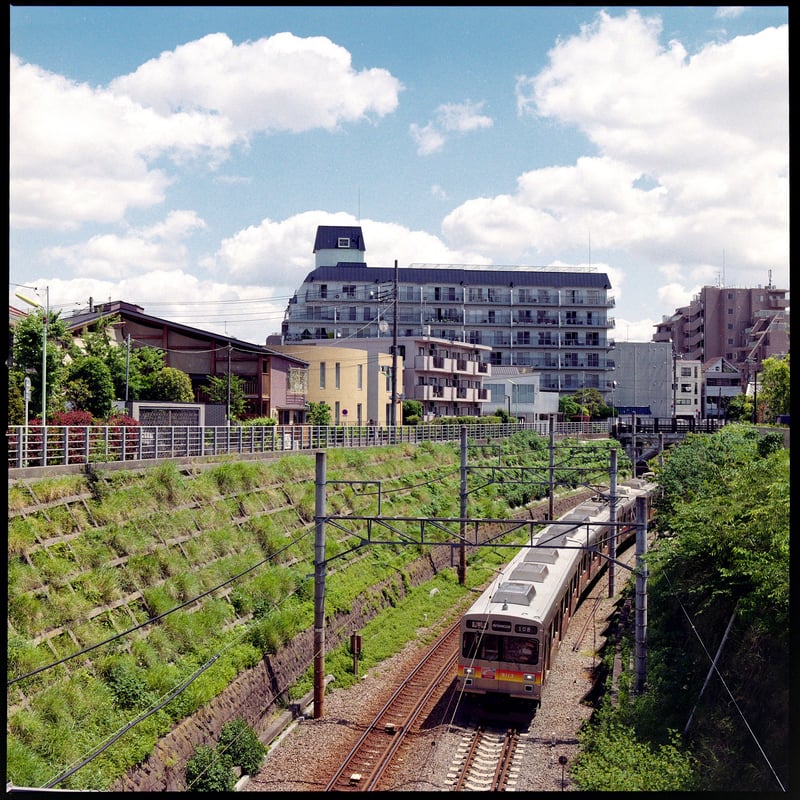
[10,6,789,344]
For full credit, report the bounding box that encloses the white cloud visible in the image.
[410,100,493,155]
[42,210,206,279]
[109,32,402,134]
[10,33,402,231]
[202,211,489,292]
[447,10,787,295]
[9,55,236,230]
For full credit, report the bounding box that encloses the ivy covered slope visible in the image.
[571,424,789,792]
[7,433,626,790]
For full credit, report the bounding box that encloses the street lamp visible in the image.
[506,380,516,421]
[15,285,49,422]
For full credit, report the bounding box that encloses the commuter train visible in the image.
[456,479,656,706]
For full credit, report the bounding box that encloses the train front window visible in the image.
[462,632,499,660]
[462,632,538,664]
[504,636,539,665]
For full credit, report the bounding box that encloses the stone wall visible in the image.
[112,551,446,791]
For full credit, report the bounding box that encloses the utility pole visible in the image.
[313,451,327,718]
[125,333,131,403]
[458,427,467,584]
[548,414,555,520]
[672,348,677,420]
[634,495,649,694]
[227,343,232,425]
[391,259,399,427]
[608,448,617,598]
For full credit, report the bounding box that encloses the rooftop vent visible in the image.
[493,581,536,607]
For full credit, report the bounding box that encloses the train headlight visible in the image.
[524,673,535,682]
[463,667,474,676]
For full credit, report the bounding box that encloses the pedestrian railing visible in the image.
[6,420,614,471]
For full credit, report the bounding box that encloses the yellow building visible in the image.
[268,343,398,426]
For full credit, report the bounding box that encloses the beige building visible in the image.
[269,343,396,426]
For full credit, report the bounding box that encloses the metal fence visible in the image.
[7,420,613,471]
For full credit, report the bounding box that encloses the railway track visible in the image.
[324,622,461,792]
[448,725,524,791]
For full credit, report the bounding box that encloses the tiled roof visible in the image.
[63,301,309,365]
[305,263,611,288]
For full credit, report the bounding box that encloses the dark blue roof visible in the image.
[304,263,611,289]
[313,226,366,253]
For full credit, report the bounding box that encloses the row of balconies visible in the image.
[412,354,491,376]
[412,385,490,402]
[299,287,615,308]
[294,306,614,329]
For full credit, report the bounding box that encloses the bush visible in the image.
[184,745,235,792]
[217,717,266,775]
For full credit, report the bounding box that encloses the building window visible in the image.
[335,362,341,389]
[319,362,326,389]
[357,364,363,389]
[338,237,350,248]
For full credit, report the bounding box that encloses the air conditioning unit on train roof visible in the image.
[524,546,559,564]
[493,581,536,607]
[510,563,549,583]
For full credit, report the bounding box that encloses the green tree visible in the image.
[558,395,583,418]
[7,371,25,425]
[572,387,604,417]
[725,392,752,422]
[205,374,247,421]
[306,401,331,425]
[642,425,789,790]
[129,346,167,400]
[10,309,69,420]
[757,355,789,421]
[63,356,116,419]
[402,399,423,425]
[148,367,195,403]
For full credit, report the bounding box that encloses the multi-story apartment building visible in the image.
[278,225,617,402]
[652,281,789,391]
[274,335,492,422]
[702,357,742,419]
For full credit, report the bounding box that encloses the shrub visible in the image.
[49,410,96,426]
[217,717,266,775]
[184,744,235,792]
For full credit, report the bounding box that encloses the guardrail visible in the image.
[7,420,613,471]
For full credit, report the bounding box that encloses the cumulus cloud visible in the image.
[109,32,402,134]
[444,9,787,293]
[42,210,207,280]
[410,100,493,155]
[10,33,402,231]
[202,211,489,292]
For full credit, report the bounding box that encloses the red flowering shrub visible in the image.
[50,410,97,426]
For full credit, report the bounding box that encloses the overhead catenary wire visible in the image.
[660,571,784,792]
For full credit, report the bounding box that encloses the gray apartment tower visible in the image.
[279,225,617,400]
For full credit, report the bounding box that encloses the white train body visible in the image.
[456,481,653,705]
